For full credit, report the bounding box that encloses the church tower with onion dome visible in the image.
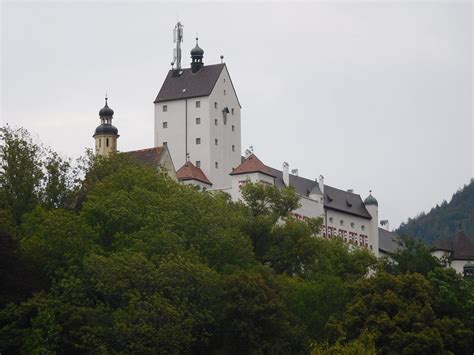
[93,96,119,156]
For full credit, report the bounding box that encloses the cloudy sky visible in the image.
[2,1,473,229]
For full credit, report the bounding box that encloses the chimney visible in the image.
[291,169,298,177]
[244,149,252,158]
[283,162,289,186]
[318,175,324,194]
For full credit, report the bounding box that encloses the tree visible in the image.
[239,181,300,258]
[213,268,307,353]
[0,126,43,227]
[327,272,446,354]
[381,236,440,275]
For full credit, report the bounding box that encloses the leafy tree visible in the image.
[381,236,440,275]
[239,181,300,258]
[327,272,446,355]
[0,126,43,227]
[213,268,307,353]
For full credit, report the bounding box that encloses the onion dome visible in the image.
[463,260,474,278]
[190,38,204,56]
[364,191,378,206]
[94,124,118,136]
[99,98,114,117]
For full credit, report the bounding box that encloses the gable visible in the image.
[154,64,225,103]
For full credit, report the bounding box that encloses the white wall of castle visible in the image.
[323,208,378,255]
[208,66,242,188]
[154,65,241,189]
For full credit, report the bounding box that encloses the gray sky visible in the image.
[2,1,473,229]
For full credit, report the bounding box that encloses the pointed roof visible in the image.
[126,147,165,166]
[230,154,276,178]
[177,161,212,186]
[432,230,474,260]
[154,63,225,103]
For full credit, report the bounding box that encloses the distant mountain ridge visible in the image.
[397,179,474,245]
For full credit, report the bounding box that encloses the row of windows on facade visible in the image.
[193,161,219,169]
[161,139,235,153]
[162,119,235,131]
[328,216,366,231]
[162,101,235,114]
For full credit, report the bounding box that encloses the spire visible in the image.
[191,36,204,73]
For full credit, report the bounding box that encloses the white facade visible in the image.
[323,209,377,255]
[154,66,241,189]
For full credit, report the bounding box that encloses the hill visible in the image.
[397,179,474,245]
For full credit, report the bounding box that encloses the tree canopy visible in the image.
[1,126,473,354]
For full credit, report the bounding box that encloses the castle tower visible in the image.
[93,96,119,156]
[364,191,379,257]
[154,23,242,189]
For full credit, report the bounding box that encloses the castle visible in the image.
[92,22,401,258]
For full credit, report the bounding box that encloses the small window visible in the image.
[361,225,365,231]
[196,101,200,108]
[214,102,217,109]
[214,119,218,126]
[215,139,218,146]
[99,138,101,148]
[196,138,201,145]
[163,105,167,112]
[106,138,109,147]
[224,89,226,95]
[329,217,333,223]
[215,162,218,168]
[163,122,168,128]
[351,222,355,228]
[196,117,201,125]
[231,108,234,115]
[340,220,344,226]
[232,145,235,152]
[232,125,235,132]
[224,78,226,83]
[196,161,201,168]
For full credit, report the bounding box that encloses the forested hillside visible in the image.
[397,180,474,245]
[1,126,474,354]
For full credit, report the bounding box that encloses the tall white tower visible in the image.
[153,23,242,189]
[364,191,379,257]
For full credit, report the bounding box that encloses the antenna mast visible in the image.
[173,21,183,70]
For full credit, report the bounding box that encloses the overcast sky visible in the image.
[2,1,473,229]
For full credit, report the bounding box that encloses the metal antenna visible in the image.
[173,21,183,70]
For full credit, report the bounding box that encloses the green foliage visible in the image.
[380,235,440,276]
[1,127,473,354]
[0,126,43,226]
[398,179,474,244]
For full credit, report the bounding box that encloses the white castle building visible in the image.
[93,22,401,258]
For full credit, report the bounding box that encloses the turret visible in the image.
[364,190,379,256]
[190,37,204,73]
[93,96,119,156]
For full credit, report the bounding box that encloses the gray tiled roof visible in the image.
[266,167,371,219]
[324,185,372,219]
[432,231,474,260]
[379,228,402,254]
[154,64,225,103]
